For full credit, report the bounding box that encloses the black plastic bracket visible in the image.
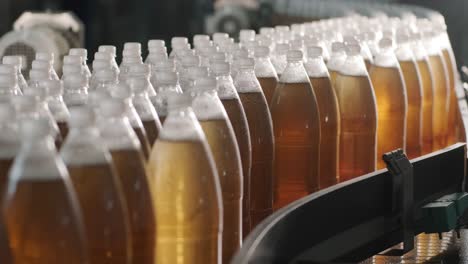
[382,149,414,255]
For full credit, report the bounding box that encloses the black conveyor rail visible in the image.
[232,143,467,264]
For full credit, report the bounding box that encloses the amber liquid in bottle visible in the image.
[257,77,278,106]
[221,98,252,236]
[57,121,70,141]
[149,140,222,264]
[0,214,12,264]
[111,149,155,264]
[399,60,423,159]
[309,77,340,188]
[200,118,242,262]
[428,54,450,151]
[442,48,460,145]
[68,162,132,263]
[142,119,161,146]
[0,158,13,199]
[369,66,407,169]
[335,74,377,180]
[416,59,434,154]
[238,91,274,227]
[271,81,320,209]
[5,178,88,264]
[133,127,151,160]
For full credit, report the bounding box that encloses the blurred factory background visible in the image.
[0,0,467,67]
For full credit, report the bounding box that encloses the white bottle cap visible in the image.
[210,62,230,75]
[98,45,117,57]
[148,39,166,49]
[123,42,141,52]
[171,37,188,47]
[213,33,229,44]
[287,50,303,62]
[69,106,95,128]
[260,27,275,36]
[94,51,113,61]
[194,35,210,47]
[122,49,141,58]
[254,46,270,58]
[239,29,256,42]
[148,46,167,55]
[2,56,22,67]
[69,48,88,60]
[35,52,54,62]
[100,98,125,118]
[307,46,323,58]
[63,55,83,65]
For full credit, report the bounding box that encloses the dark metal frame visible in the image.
[232,143,466,264]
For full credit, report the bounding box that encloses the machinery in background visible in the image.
[0,11,84,75]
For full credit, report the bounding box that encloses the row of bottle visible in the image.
[0,14,464,264]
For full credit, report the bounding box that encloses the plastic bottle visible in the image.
[63,73,89,107]
[98,98,155,264]
[90,68,118,92]
[98,45,120,74]
[234,57,274,227]
[335,44,377,180]
[254,45,279,106]
[395,32,423,159]
[109,83,151,160]
[271,50,320,209]
[152,71,183,123]
[327,42,347,87]
[60,107,132,263]
[0,65,22,98]
[28,69,50,92]
[2,55,28,92]
[271,44,289,78]
[147,93,222,264]
[212,61,252,235]
[3,119,89,264]
[0,103,20,200]
[423,31,450,151]
[304,46,340,188]
[369,38,407,169]
[41,79,70,140]
[69,48,92,78]
[128,76,162,146]
[35,53,60,80]
[126,63,157,97]
[192,77,243,262]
